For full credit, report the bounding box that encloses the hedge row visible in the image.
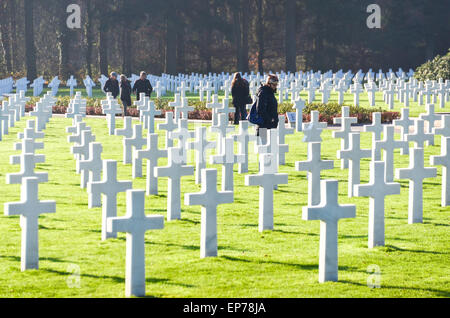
[25,100,399,125]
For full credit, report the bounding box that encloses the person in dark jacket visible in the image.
[133,71,153,101]
[255,74,279,145]
[231,72,250,125]
[103,72,120,98]
[120,74,132,117]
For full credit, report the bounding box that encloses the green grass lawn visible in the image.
[28,87,450,118]
[0,115,449,298]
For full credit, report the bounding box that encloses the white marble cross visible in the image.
[79,143,103,208]
[419,104,441,146]
[210,113,235,154]
[337,133,372,197]
[334,81,347,105]
[217,98,233,121]
[175,97,194,121]
[87,160,133,240]
[141,100,161,134]
[245,154,289,232]
[65,97,86,119]
[332,106,357,169]
[375,125,408,182]
[365,81,379,106]
[115,117,134,138]
[185,169,233,258]
[211,137,245,192]
[430,137,450,207]
[395,147,437,224]
[364,112,384,160]
[296,142,334,206]
[188,126,216,184]
[293,97,306,132]
[349,83,363,107]
[4,177,56,271]
[136,133,167,195]
[433,115,450,143]
[123,124,146,165]
[71,130,96,167]
[393,108,414,155]
[355,161,401,248]
[107,189,164,297]
[102,98,122,135]
[157,112,178,148]
[207,94,223,126]
[406,119,434,148]
[303,111,327,143]
[11,138,45,165]
[7,153,48,185]
[233,121,257,174]
[168,94,182,123]
[302,180,356,283]
[134,94,149,123]
[66,75,77,97]
[277,115,294,165]
[66,115,83,135]
[155,147,194,221]
[29,102,51,132]
[169,119,194,165]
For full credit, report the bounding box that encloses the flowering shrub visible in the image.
[24,98,399,124]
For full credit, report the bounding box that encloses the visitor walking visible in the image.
[133,71,153,101]
[255,74,279,145]
[103,72,120,98]
[231,72,251,125]
[120,74,132,117]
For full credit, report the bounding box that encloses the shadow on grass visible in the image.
[42,268,195,288]
[221,255,362,273]
[423,222,449,227]
[340,280,450,297]
[382,245,446,255]
[0,255,69,264]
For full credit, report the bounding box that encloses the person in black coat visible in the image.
[103,72,120,98]
[255,74,279,144]
[231,72,250,125]
[120,74,132,117]
[133,71,153,101]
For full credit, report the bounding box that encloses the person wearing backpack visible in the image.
[254,74,279,145]
[231,72,251,125]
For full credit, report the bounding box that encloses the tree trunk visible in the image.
[256,0,265,74]
[9,0,19,72]
[57,0,71,79]
[0,1,13,73]
[165,1,177,75]
[85,0,93,77]
[99,16,109,75]
[240,0,250,73]
[232,0,242,71]
[24,0,37,79]
[122,25,133,75]
[176,26,186,74]
[285,0,296,72]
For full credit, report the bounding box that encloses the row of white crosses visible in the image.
[3,114,56,272]
[0,91,30,141]
[296,105,450,283]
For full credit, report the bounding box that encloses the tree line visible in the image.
[0,0,449,81]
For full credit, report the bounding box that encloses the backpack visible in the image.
[247,100,264,126]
